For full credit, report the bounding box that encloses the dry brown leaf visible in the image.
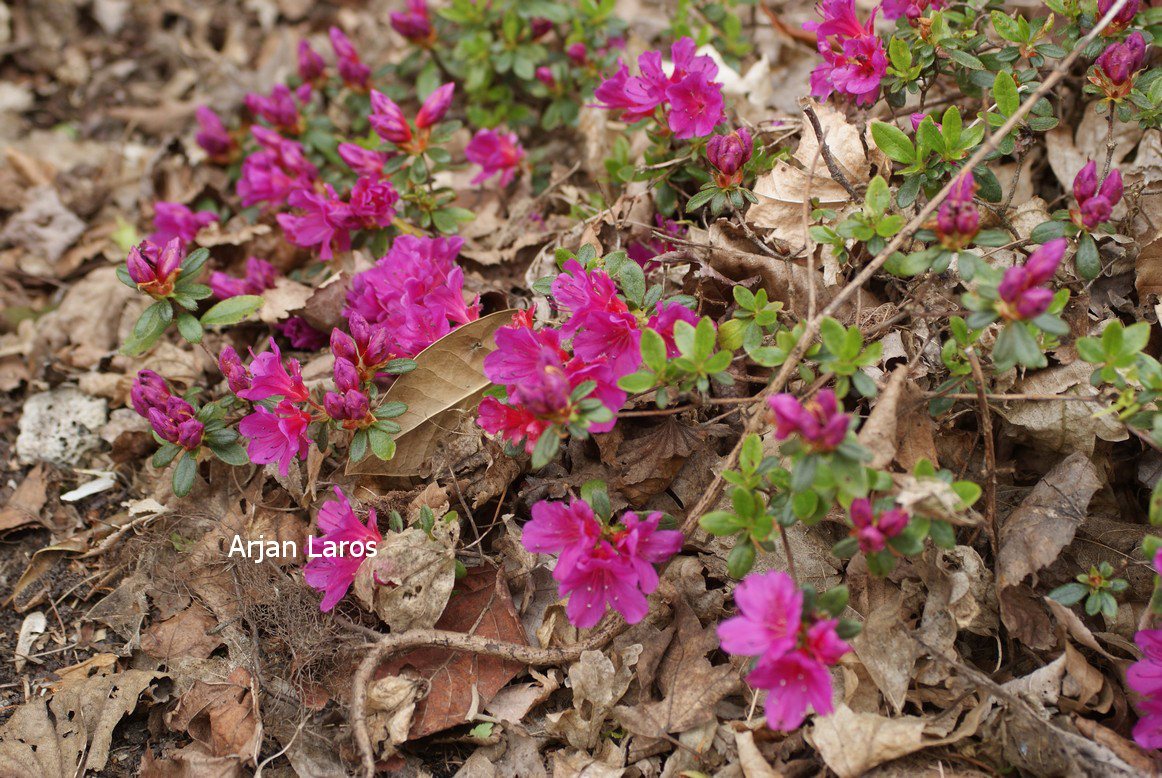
[165,666,262,766]
[0,463,48,532]
[858,365,908,470]
[546,645,641,751]
[613,598,738,738]
[996,452,1102,591]
[0,668,162,777]
[851,586,918,713]
[141,602,225,661]
[1000,360,1128,455]
[257,276,314,324]
[375,565,529,739]
[809,704,927,778]
[353,516,458,632]
[348,309,513,478]
[734,729,783,778]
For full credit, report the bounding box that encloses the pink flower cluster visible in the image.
[848,498,909,553]
[521,496,683,628]
[934,172,979,250]
[238,126,318,209]
[276,177,400,260]
[1071,160,1123,231]
[805,0,887,106]
[718,571,850,730]
[345,234,479,358]
[209,256,278,300]
[131,370,204,450]
[1091,32,1148,99]
[222,339,313,476]
[304,487,382,611]
[465,129,525,187]
[246,83,311,135]
[595,37,725,139]
[150,202,217,246]
[997,238,1066,321]
[880,0,945,22]
[768,389,851,452]
[369,83,454,154]
[127,237,183,298]
[477,261,691,454]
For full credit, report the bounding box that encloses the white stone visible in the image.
[15,386,108,466]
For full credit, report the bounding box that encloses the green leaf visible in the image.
[917,117,946,156]
[617,370,656,393]
[209,441,250,466]
[832,536,860,559]
[531,429,560,468]
[693,317,716,360]
[152,442,182,469]
[945,48,984,70]
[173,453,197,497]
[727,538,755,578]
[1048,582,1089,606]
[700,511,743,536]
[941,105,963,150]
[617,259,646,306]
[349,429,369,463]
[685,188,718,212]
[973,229,1011,247]
[993,71,1020,117]
[201,295,263,327]
[121,301,171,357]
[176,312,203,344]
[871,121,915,164]
[368,427,397,460]
[864,176,890,218]
[1030,220,1066,243]
[179,247,210,280]
[640,328,667,373]
[1075,231,1100,280]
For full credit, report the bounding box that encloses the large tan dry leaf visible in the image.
[257,276,313,324]
[347,309,514,478]
[546,645,641,751]
[613,598,738,738]
[809,704,927,778]
[1128,130,1162,295]
[0,668,162,777]
[34,267,138,369]
[549,748,626,778]
[996,452,1102,591]
[999,359,1128,455]
[375,565,529,739]
[857,365,908,470]
[355,525,458,631]
[0,463,48,532]
[733,728,782,778]
[141,602,225,661]
[851,586,918,713]
[165,666,262,765]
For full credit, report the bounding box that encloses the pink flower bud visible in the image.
[219,346,252,395]
[156,237,183,281]
[877,508,909,538]
[531,18,553,38]
[1073,160,1098,204]
[415,83,454,129]
[1098,0,1139,31]
[567,42,587,64]
[1080,196,1113,229]
[390,0,434,44]
[195,106,233,160]
[337,143,390,178]
[298,40,326,82]
[329,27,370,90]
[369,90,412,145]
[1094,32,1148,94]
[177,418,204,450]
[349,312,372,350]
[535,66,555,88]
[334,357,360,393]
[330,328,358,364]
[344,391,370,420]
[1015,286,1053,319]
[1024,238,1066,285]
[323,392,345,420]
[149,408,179,443]
[998,265,1029,303]
[706,127,753,178]
[126,244,154,285]
[849,498,874,529]
[1099,168,1123,204]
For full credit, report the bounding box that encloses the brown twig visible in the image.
[925,391,1102,403]
[965,347,998,556]
[1101,109,1117,183]
[352,618,628,777]
[800,100,863,201]
[680,0,1132,536]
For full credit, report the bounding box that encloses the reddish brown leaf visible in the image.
[375,565,529,739]
[141,603,224,661]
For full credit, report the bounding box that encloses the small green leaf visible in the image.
[1075,231,1100,280]
[531,429,560,468]
[201,295,264,327]
[349,429,369,463]
[993,71,1020,117]
[368,427,397,460]
[176,312,203,344]
[209,441,250,466]
[640,328,667,373]
[871,121,915,164]
[173,453,197,497]
[121,301,171,357]
[1048,581,1089,606]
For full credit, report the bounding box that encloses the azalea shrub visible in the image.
[111,0,1162,751]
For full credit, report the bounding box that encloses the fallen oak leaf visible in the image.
[346,309,514,479]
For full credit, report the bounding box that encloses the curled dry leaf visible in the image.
[809,703,927,778]
[347,309,513,479]
[354,518,458,632]
[546,645,641,751]
[857,365,908,470]
[257,276,314,324]
[1000,359,1128,455]
[0,668,163,777]
[165,666,262,766]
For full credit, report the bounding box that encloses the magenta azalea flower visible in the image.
[237,338,310,403]
[246,83,305,134]
[997,238,1066,320]
[209,256,278,300]
[805,0,887,106]
[749,650,835,731]
[303,487,382,611]
[768,389,850,451]
[1130,629,1162,747]
[338,143,391,178]
[477,396,551,454]
[465,128,525,187]
[150,202,218,245]
[666,71,725,139]
[880,0,945,21]
[126,237,183,297]
[238,400,311,477]
[848,498,909,552]
[717,571,803,659]
[647,301,701,358]
[276,185,352,260]
[279,316,328,351]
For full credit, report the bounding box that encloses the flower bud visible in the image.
[707,128,753,178]
[338,143,390,179]
[323,391,346,420]
[1073,160,1098,204]
[415,83,454,129]
[530,18,553,39]
[329,27,371,90]
[1093,32,1148,98]
[390,0,434,44]
[567,42,587,64]
[298,40,326,83]
[1015,286,1053,319]
[331,329,358,364]
[1098,0,1139,33]
[877,508,910,538]
[156,237,184,282]
[195,106,233,161]
[334,357,360,393]
[1024,238,1066,285]
[177,418,204,450]
[369,90,412,145]
[126,244,154,285]
[1080,196,1113,229]
[149,408,180,443]
[364,325,392,367]
[344,390,370,421]
[219,346,252,395]
[535,66,555,88]
[1099,168,1123,204]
